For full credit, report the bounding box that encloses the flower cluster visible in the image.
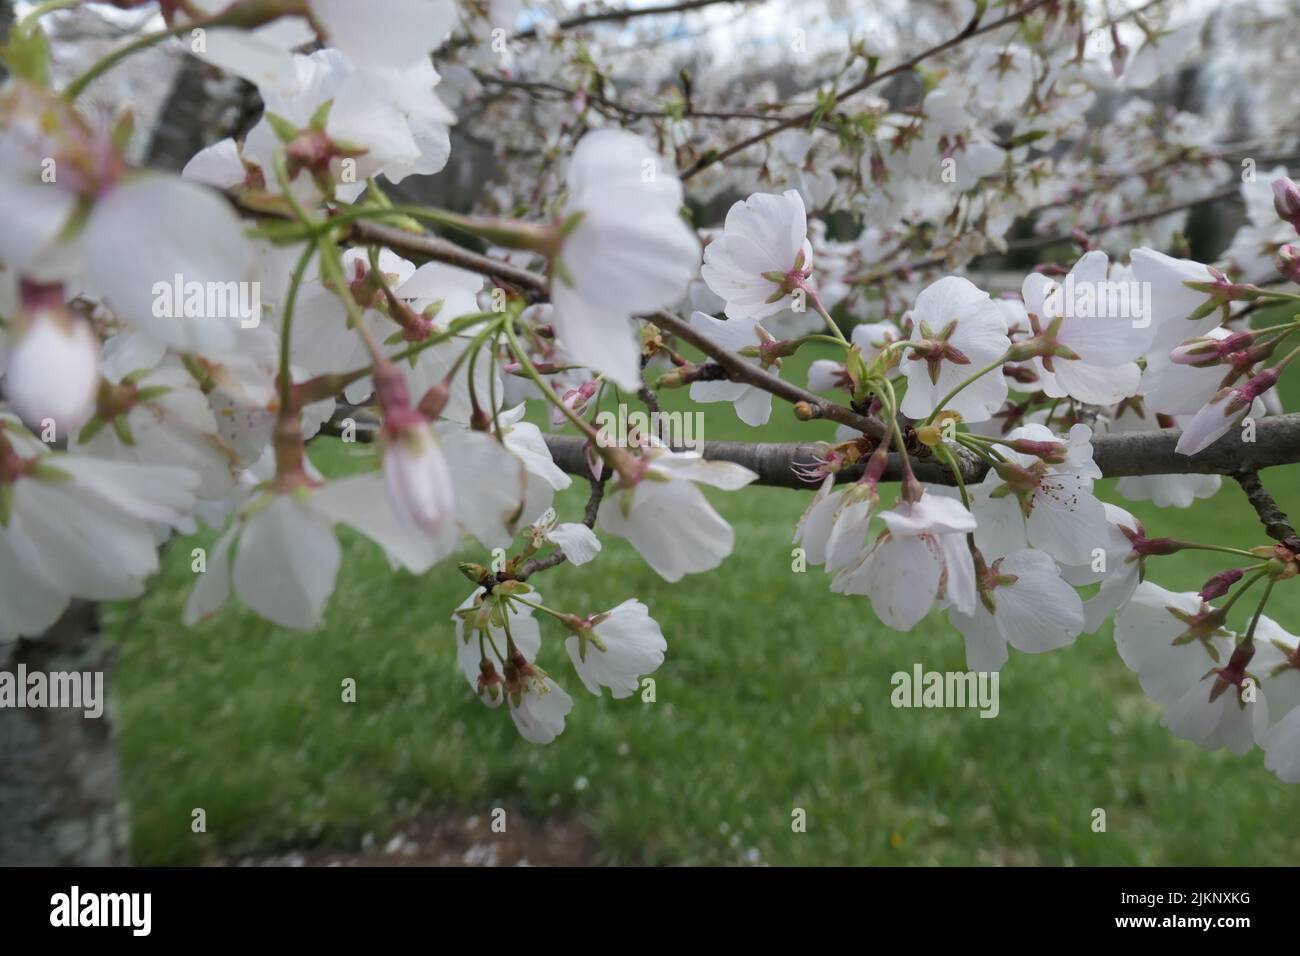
[1,0,1298,778]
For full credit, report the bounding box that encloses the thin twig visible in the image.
[681,0,1055,181]
[511,479,606,581]
[1234,470,1299,545]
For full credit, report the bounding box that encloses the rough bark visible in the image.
[146,58,261,171]
[0,603,130,866]
[541,413,1300,489]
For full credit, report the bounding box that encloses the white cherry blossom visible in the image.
[598,445,757,582]
[899,276,1010,423]
[702,189,813,320]
[565,599,666,698]
[550,129,700,391]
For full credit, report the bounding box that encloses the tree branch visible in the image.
[351,221,548,294]
[347,219,897,443]
[447,0,754,49]
[511,478,605,581]
[643,309,886,439]
[542,414,1300,489]
[680,0,1055,181]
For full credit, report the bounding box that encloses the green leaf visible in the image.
[264,112,300,144]
[2,20,51,88]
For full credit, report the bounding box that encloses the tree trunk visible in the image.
[0,604,130,866]
[146,58,261,171]
[0,0,14,83]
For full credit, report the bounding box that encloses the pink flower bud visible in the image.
[1005,438,1067,463]
[1272,176,1300,230]
[1169,330,1253,366]
[1199,568,1244,601]
[1226,367,1281,415]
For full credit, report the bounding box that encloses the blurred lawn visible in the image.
[107,314,1300,866]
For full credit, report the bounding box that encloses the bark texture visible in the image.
[0,603,130,866]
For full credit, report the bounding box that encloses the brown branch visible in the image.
[856,184,1244,286]
[544,434,966,487]
[643,309,887,439]
[680,0,1055,181]
[542,414,1300,489]
[1234,470,1299,546]
[511,478,605,581]
[351,221,547,294]
[341,219,899,446]
[510,0,753,40]
[329,206,1300,497]
[471,70,802,126]
[446,0,753,49]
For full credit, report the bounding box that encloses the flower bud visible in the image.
[1277,244,1300,284]
[1272,176,1300,231]
[5,281,98,435]
[1169,330,1253,366]
[376,361,455,535]
[458,562,492,584]
[1225,367,1281,415]
[1005,438,1067,463]
[383,420,455,535]
[551,380,597,427]
[1199,568,1244,601]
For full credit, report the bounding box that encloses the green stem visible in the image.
[502,318,602,445]
[277,243,316,413]
[315,232,383,364]
[487,328,504,439]
[64,18,204,100]
[798,280,849,345]
[935,443,971,509]
[1171,542,1267,560]
[1219,568,1269,615]
[1241,577,1277,645]
[797,333,852,348]
[508,596,576,626]
[955,431,1006,463]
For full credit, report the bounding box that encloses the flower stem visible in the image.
[1241,577,1277,645]
[797,280,849,345]
[508,596,576,626]
[1169,542,1267,559]
[1219,568,1269,615]
[64,17,210,100]
[501,318,600,445]
[276,243,316,414]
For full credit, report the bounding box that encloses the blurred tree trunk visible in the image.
[0,1,129,868]
[146,58,261,170]
[0,604,130,866]
[0,51,262,868]
[0,0,13,83]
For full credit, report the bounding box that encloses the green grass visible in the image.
[107,333,1300,866]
